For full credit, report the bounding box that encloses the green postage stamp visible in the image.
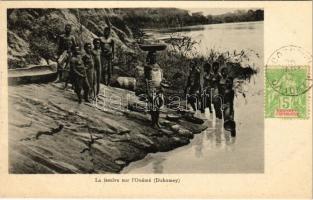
[265,46,312,119]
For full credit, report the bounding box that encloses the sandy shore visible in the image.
[9,83,208,174]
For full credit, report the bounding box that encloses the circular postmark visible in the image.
[266,45,312,96]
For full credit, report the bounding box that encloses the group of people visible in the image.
[56,24,114,103]
[186,60,235,126]
[55,24,235,133]
[142,51,236,133]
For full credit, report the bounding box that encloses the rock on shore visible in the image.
[9,83,208,173]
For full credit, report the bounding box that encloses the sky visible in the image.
[187,8,246,16]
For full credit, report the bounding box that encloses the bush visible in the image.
[28,16,63,63]
[154,35,258,96]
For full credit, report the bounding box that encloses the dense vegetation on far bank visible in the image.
[115,8,263,38]
[8,8,260,96]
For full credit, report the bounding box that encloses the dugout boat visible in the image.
[139,44,167,52]
[8,64,58,85]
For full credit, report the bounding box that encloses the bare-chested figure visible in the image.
[70,46,90,104]
[144,51,165,129]
[100,26,114,86]
[82,43,95,99]
[92,38,102,97]
[185,61,202,112]
[56,24,77,85]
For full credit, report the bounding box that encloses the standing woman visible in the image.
[144,51,165,129]
[100,26,115,86]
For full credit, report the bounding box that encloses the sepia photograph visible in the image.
[0,0,312,198]
[8,7,264,174]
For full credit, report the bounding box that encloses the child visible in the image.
[83,43,95,99]
[211,62,223,119]
[201,62,213,113]
[211,61,222,93]
[92,38,102,97]
[70,46,90,103]
[185,62,202,112]
[223,77,236,137]
[218,67,229,96]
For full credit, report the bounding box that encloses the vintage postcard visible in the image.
[0,0,312,198]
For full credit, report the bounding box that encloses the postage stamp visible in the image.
[265,45,312,119]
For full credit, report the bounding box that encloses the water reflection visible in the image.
[194,132,204,158]
[203,118,236,150]
[122,111,237,174]
[152,157,165,173]
[122,21,263,174]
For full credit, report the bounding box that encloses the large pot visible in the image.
[116,77,137,91]
[223,120,236,132]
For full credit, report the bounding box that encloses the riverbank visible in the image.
[9,83,208,173]
[123,75,264,173]
[122,22,264,173]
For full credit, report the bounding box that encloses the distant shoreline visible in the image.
[144,20,263,32]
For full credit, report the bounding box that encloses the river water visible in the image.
[123,21,264,173]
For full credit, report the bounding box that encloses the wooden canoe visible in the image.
[139,44,167,52]
[8,64,58,85]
